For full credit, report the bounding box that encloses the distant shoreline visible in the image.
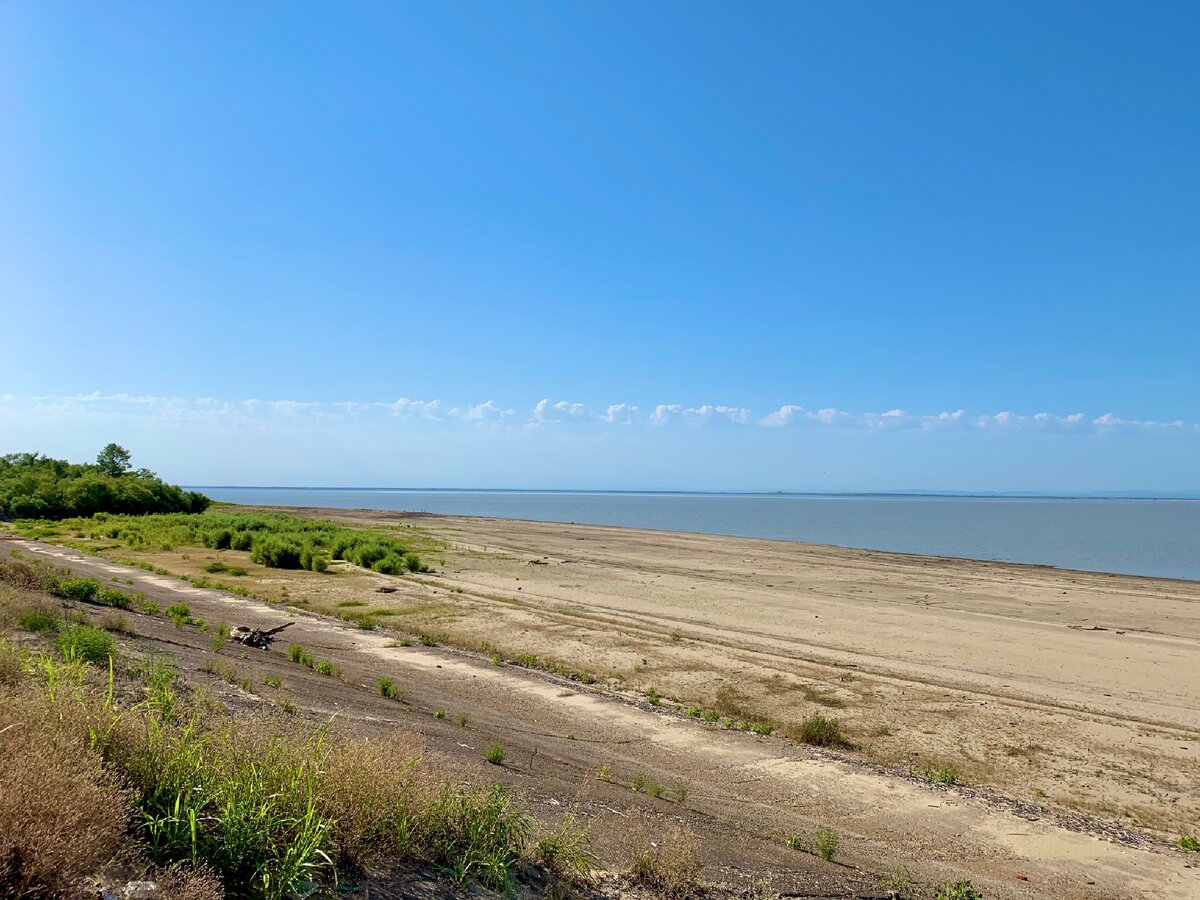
[187,485,1200,501]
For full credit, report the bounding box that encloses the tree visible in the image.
[96,443,133,477]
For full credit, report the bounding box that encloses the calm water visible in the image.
[194,488,1200,582]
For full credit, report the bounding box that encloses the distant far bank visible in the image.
[187,485,1200,500]
[194,487,1200,581]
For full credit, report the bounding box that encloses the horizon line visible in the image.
[185,485,1200,500]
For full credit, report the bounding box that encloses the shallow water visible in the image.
[194,488,1200,581]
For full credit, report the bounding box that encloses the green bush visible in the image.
[18,609,60,633]
[95,588,132,609]
[58,624,117,664]
[53,577,100,603]
[165,603,192,628]
[484,742,506,765]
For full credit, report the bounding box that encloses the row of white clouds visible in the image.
[3,392,1197,435]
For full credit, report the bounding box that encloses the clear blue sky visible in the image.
[2,2,1197,491]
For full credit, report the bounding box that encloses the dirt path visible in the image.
[10,538,1199,899]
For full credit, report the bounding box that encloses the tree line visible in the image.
[0,444,210,519]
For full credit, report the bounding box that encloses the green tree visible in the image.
[96,443,133,477]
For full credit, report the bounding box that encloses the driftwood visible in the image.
[228,622,294,649]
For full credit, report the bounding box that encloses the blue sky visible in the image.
[1,2,1197,491]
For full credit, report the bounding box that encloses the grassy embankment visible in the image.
[0,556,614,899]
[8,510,860,755]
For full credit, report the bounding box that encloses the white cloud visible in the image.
[1,393,1196,438]
[531,399,589,424]
[601,403,640,424]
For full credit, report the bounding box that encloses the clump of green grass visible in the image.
[514,653,538,667]
[139,598,160,615]
[18,608,61,634]
[1178,834,1199,851]
[786,713,850,748]
[288,643,314,668]
[484,742,506,765]
[458,714,468,727]
[814,827,840,861]
[262,675,283,689]
[648,781,663,798]
[57,624,116,664]
[750,722,774,736]
[314,660,341,678]
[417,632,438,647]
[672,781,689,804]
[927,765,960,785]
[434,709,446,720]
[378,677,401,700]
[203,561,248,576]
[597,764,614,782]
[934,880,983,900]
[534,812,593,883]
[632,771,646,792]
[784,833,806,851]
[645,687,660,707]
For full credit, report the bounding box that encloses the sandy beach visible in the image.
[8,506,1199,897]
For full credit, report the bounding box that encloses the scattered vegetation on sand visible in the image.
[13,510,427,576]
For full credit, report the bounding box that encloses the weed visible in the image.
[933,881,982,900]
[928,766,960,785]
[814,827,840,861]
[314,660,341,678]
[459,714,468,727]
[378,677,401,700]
[139,598,160,615]
[784,834,806,851]
[597,764,614,782]
[18,608,60,634]
[535,812,593,883]
[628,825,699,898]
[633,771,646,792]
[786,713,850,748]
[672,781,690,804]
[164,603,192,628]
[645,687,661,706]
[484,742,506,765]
[1179,834,1200,851]
[98,610,135,635]
[95,588,132,609]
[288,644,315,668]
[434,709,446,720]
[883,866,915,894]
[263,675,283,689]
[57,625,116,664]
[648,781,663,798]
[417,632,437,647]
[514,653,538,667]
[669,632,681,642]
[52,577,100,603]
[750,722,774,736]
[280,699,297,715]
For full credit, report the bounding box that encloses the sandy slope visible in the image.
[9,517,1200,898]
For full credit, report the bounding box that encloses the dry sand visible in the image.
[9,507,1200,897]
